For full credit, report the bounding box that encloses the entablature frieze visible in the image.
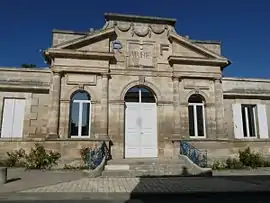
[52,66,109,74]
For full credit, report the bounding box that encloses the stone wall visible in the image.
[52,30,86,46]
[223,77,270,139]
[0,139,106,163]
[0,68,51,138]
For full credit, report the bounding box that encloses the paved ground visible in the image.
[0,168,86,193]
[1,168,270,201]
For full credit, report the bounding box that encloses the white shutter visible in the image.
[257,104,269,139]
[1,99,15,138]
[232,103,244,139]
[12,99,26,138]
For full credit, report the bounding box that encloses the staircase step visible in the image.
[107,158,186,165]
[102,170,132,177]
[105,164,130,171]
[101,157,212,177]
[102,169,189,177]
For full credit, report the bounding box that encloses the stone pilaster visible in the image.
[172,77,181,139]
[47,72,61,139]
[100,74,109,139]
[214,79,225,138]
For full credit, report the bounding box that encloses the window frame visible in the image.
[188,102,206,139]
[69,91,92,138]
[241,104,258,139]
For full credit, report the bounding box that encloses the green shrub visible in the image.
[211,160,226,170]
[238,147,263,168]
[3,143,61,169]
[225,157,244,169]
[24,143,61,169]
[211,147,269,170]
[80,147,89,165]
[5,149,26,167]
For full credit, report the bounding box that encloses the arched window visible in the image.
[69,90,91,138]
[124,86,156,103]
[188,94,206,138]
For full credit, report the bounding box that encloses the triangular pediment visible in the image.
[168,32,228,60]
[53,28,115,51]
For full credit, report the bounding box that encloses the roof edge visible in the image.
[191,39,221,45]
[104,13,176,26]
[52,29,88,35]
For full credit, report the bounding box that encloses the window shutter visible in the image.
[232,103,244,139]
[257,104,269,139]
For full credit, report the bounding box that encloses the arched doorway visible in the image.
[124,86,158,158]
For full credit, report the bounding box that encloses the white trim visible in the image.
[232,103,244,139]
[70,99,91,138]
[188,102,206,138]
[139,88,142,103]
[253,107,258,137]
[257,104,269,139]
[202,104,207,137]
[242,105,257,138]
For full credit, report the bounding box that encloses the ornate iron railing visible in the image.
[180,141,207,168]
[85,141,109,170]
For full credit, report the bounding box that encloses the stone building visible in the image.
[1,13,270,162]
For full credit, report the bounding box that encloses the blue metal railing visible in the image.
[180,141,207,168]
[85,141,109,169]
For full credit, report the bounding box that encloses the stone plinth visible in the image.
[0,167,7,184]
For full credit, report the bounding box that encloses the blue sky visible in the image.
[0,0,269,78]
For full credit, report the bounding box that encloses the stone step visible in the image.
[101,156,212,177]
[107,158,186,165]
[102,169,187,177]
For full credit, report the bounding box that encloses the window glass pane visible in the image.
[241,105,247,137]
[72,91,89,101]
[188,106,195,136]
[124,88,139,102]
[81,103,90,136]
[70,102,79,136]
[141,89,155,103]
[196,106,204,136]
[248,106,256,137]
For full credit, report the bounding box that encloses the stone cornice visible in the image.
[0,84,49,92]
[168,56,229,67]
[104,13,176,26]
[168,32,227,60]
[0,67,50,73]
[53,27,115,49]
[45,49,115,62]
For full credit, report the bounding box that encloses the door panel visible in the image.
[125,103,140,158]
[141,103,158,157]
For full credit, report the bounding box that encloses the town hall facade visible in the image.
[1,13,270,162]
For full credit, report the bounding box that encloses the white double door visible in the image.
[125,102,157,158]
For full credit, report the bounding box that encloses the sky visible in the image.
[0,0,269,78]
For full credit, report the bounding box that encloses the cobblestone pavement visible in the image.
[20,176,270,193]
[2,168,270,201]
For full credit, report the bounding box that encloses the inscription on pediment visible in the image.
[127,41,155,68]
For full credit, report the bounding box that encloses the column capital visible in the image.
[172,76,179,81]
[101,73,110,79]
[52,71,62,77]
